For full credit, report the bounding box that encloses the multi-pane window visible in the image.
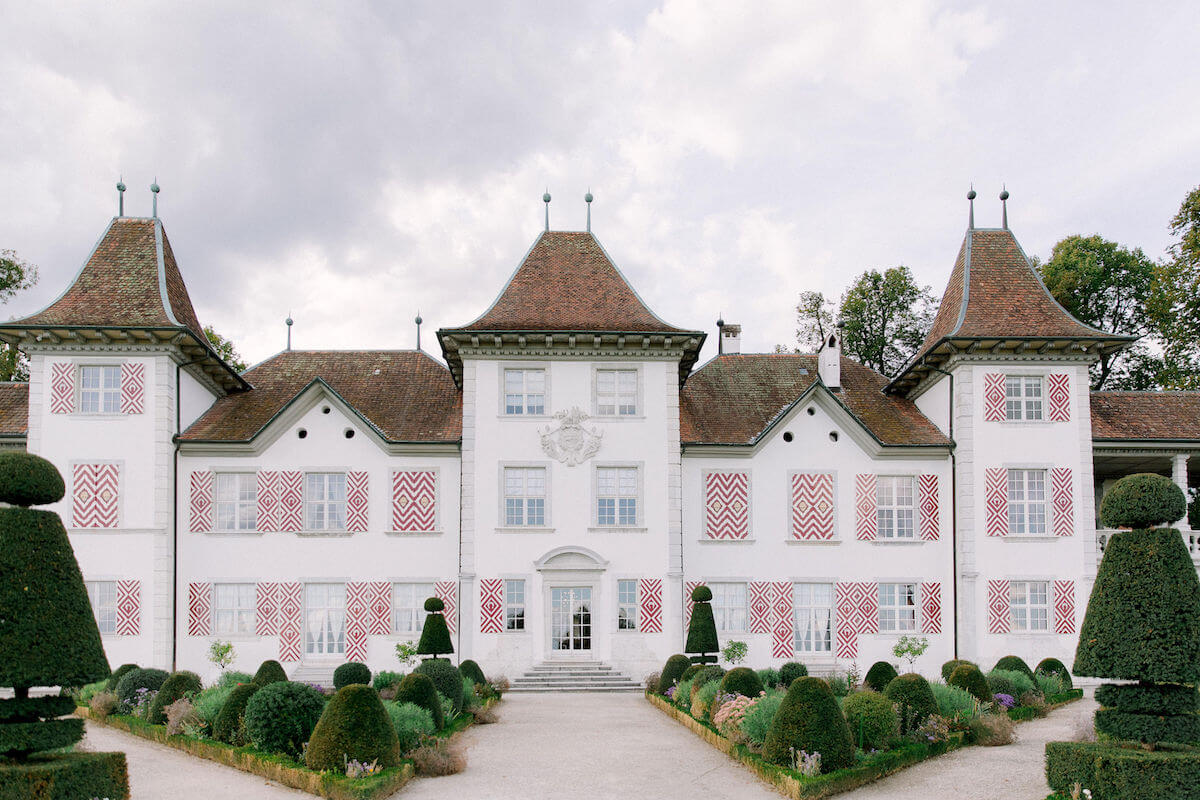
[1005,376,1043,421]
[504,468,546,526]
[596,369,638,416]
[793,583,833,653]
[503,369,546,415]
[79,366,121,414]
[617,579,639,630]
[505,579,525,631]
[392,582,435,634]
[596,467,638,526]
[710,582,747,633]
[876,476,915,539]
[305,473,347,531]
[1007,469,1048,535]
[215,473,257,531]
[213,583,257,634]
[878,583,917,632]
[1010,581,1050,632]
[86,581,117,635]
[304,583,346,656]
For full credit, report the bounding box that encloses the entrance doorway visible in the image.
[550,586,592,655]
[304,583,346,658]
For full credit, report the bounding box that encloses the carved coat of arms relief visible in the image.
[539,407,603,466]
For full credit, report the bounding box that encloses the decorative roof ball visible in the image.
[542,192,551,203]
[424,596,445,613]
[1099,473,1186,529]
[0,451,65,507]
[691,585,712,602]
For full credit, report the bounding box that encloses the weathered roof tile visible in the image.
[0,383,28,438]
[1091,392,1200,441]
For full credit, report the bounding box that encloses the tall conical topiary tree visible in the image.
[685,585,720,664]
[416,597,454,658]
[0,452,129,797]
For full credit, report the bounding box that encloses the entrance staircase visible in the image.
[510,661,642,693]
[289,663,336,688]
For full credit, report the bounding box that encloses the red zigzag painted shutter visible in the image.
[257,471,279,532]
[791,473,835,540]
[116,579,140,635]
[983,373,1006,421]
[1047,373,1071,422]
[920,582,942,634]
[987,579,1011,634]
[771,582,794,659]
[120,362,145,414]
[639,579,663,633]
[189,471,213,532]
[346,583,369,662]
[835,582,878,659]
[392,470,437,532]
[367,582,392,635]
[985,468,1009,537]
[1052,467,1074,537]
[479,578,504,634]
[855,474,877,540]
[278,582,303,662]
[50,362,75,414]
[72,464,119,529]
[279,471,303,532]
[1054,580,1076,634]
[436,581,458,634]
[188,582,212,636]
[748,581,772,634]
[256,582,280,635]
[346,471,369,533]
[705,471,750,539]
[918,474,939,540]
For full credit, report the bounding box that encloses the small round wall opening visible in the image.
[297,428,308,439]
[321,406,331,414]
[828,431,839,442]
[782,431,794,442]
[806,407,815,416]
[344,429,355,439]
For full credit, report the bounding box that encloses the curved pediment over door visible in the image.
[534,545,609,573]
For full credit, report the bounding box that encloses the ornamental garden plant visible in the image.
[685,585,720,664]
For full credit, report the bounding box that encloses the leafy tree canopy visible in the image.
[837,266,936,377]
[0,249,38,382]
[793,290,834,352]
[204,325,248,372]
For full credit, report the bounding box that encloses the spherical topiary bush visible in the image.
[333,661,372,690]
[416,597,454,658]
[685,585,720,664]
[244,682,327,758]
[305,684,399,771]
[148,670,202,724]
[692,585,713,602]
[993,655,1036,683]
[106,663,139,692]
[940,659,974,683]
[0,451,66,507]
[1034,658,1072,691]
[842,689,900,751]
[762,677,854,772]
[1099,472,1186,529]
[115,668,169,710]
[414,658,464,717]
[779,662,807,687]
[253,660,289,686]
[658,654,691,695]
[863,661,898,692]
[884,673,938,734]
[213,682,260,745]
[949,663,993,705]
[395,672,444,731]
[720,667,764,698]
[459,659,487,687]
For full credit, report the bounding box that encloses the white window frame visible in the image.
[305,472,347,532]
[878,582,917,633]
[502,466,548,527]
[504,579,526,631]
[1009,580,1050,632]
[793,582,833,653]
[1007,468,1048,535]
[78,364,122,414]
[86,580,118,635]
[709,582,748,633]
[212,582,257,635]
[502,367,547,416]
[594,464,641,527]
[214,472,257,532]
[303,582,347,657]
[1005,375,1044,421]
[392,582,435,635]
[876,476,916,539]
[593,367,640,417]
[617,579,639,631]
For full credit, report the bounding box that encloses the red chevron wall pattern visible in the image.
[835,581,878,659]
[367,581,392,635]
[920,582,942,634]
[120,362,145,414]
[855,474,877,540]
[983,372,1006,421]
[346,471,369,533]
[278,582,303,662]
[257,471,279,532]
[918,474,939,540]
[988,579,1011,634]
[256,582,280,636]
[1054,580,1076,634]
[116,579,140,636]
[684,581,700,628]
[345,582,369,662]
[50,362,75,414]
[748,581,772,634]
[639,579,663,633]
[985,468,1009,537]
[279,471,303,532]
[771,581,794,659]
[188,582,212,636]
[479,579,504,633]
[189,471,212,533]
[72,463,119,528]
[1047,373,1071,422]
[435,580,458,634]
[792,472,835,540]
[392,470,437,532]
[705,471,750,539]
[1052,467,1074,536]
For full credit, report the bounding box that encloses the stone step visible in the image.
[510,661,641,693]
[508,683,643,693]
[512,678,639,687]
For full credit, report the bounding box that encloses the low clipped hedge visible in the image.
[884,673,938,734]
[949,663,993,705]
[333,662,372,691]
[0,751,129,800]
[414,659,464,716]
[1046,741,1200,800]
[658,654,691,694]
[243,682,326,758]
[1036,658,1073,691]
[864,661,898,692]
[115,668,169,709]
[0,718,84,758]
[459,659,487,687]
[779,662,808,687]
[720,667,763,698]
[395,673,444,731]
[147,671,202,724]
[1094,708,1200,745]
[213,682,259,745]
[842,690,899,751]
[252,660,289,686]
[993,655,1036,683]
[305,685,399,772]
[1095,683,1199,715]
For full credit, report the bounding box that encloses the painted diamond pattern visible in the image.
[436,580,458,634]
[920,582,942,634]
[983,372,1006,421]
[918,474,939,540]
[1047,373,1071,422]
[50,362,75,414]
[346,582,369,662]
[188,582,212,636]
[73,464,119,529]
[855,474,878,540]
[771,581,794,659]
[189,471,213,533]
[985,468,1008,537]
[479,578,504,634]
[1052,467,1074,537]
[279,471,303,532]
[368,581,392,636]
[1054,580,1076,634]
[392,470,437,532]
[835,581,878,659]
[278,582,302,662]
[347,471,369,533]
[792,473,835,540]
[705,472,750,540]
[639,578,663,633]
[257,471,279,533]
[120,362,145,414]
[684,580,701,628]
[748,581,772,634]
[116,579,140,636]
[987,579,1011,634]
[256,582,280,636]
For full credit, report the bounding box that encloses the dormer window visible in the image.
[79,366,121,414]
[1005,376,1043,421]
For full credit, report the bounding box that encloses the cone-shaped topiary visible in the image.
[1098,473,1187,529]
[779,662,807,687]
[685,585,719,664]
[720,667,764,698]
[1035,658,1072,691]
[460,659,487,687]
[941,659,974,683]
[332,661,371,690]
[395,672,444,730]
[658,654,691,695]
[762,677,854,772]
[993,655,1035,683]
[884,673,938,734]
[213,682,260,745]
[414,658,464,716]
[253,660,289,686]
[106,663,139,692]
[244,681,327,758]
[949,663,993,705]
[148,671,202,724]
[863,661,898,692]
[416,597,454,657]
[305,685,400,771]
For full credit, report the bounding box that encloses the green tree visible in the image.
[204,325,248,372]
[0,249,38,381]
[794,290,834,352]
[838,266,936,376]
[1151,185,1200,389]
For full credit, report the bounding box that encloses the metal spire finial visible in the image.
[543,190,551,232]
[1000,184,1010,230]
[415,311,423,351]
[967,184,976,229]
[585,189,593,233]
[286,314,294,351]
[116,176,126,216]
[151,178,160,218]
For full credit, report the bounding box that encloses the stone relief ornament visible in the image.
[540,407,603,466]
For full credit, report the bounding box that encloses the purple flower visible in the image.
[994,693,1015,709]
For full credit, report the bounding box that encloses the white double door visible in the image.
[304,583,346,658]
[549,586,593,656]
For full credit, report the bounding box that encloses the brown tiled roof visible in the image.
[447,231,695,334]
[180,351,461,443]
[680,354,950,447]
[0,383,28,438]
[1091,392,1200,441]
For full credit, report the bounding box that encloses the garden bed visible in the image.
[1008,689,1084,721]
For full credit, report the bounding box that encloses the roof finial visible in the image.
[585,189,593,233]
[117,176,126,217]
[1000,184,1010,230]
[286,314,294,351]
[716,314,725,355]
[151,178,160,219]
[415,311,423,351]
[543,190,551,232]
[967,184,976,229]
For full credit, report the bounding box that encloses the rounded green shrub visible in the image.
[305,685,399,771]
[884,673,938,734]
[762,677,854,771]
[252,660,288,686]
[395,672,444,731]
[679,664,703,683]
[779,662,808,687]
[691,665,725,692]
[842,689,900,751]
[0,451,65,507]
[756,668,780,689]
[1035,658,1072,691]
[720,667,764,698]
[115,668,169,710]
[863,661,898,692]
[658,654,691,695]
[993,655,1036,683]
[949,663,992,705]
[986,669,1034,700]
[244,682,326,758]
[1095,683,1199,715]
[414,658,464,717]
[213,682,260,745]
[1099,473,1186,529]
[332,662,371,690]
[383,700,435,753]
[147,671,202,724]
[692,585,713,602]
[941,659,974,683]
[459,659,487,687]
[685,585,719,664]
[416,598,454,657]
[106,663,139,692]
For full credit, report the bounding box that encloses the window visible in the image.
[505,579,525,631]
[876,476,915,539]
[213,583,256,634]
[79,366,121,414]
[793,583,833,653]
[878,583,917,632]
[596,369,638,416]
[504,468,546,526]
[215,473,257,531]
[86,581,117,635]
[392,582,435,634]
[304,583,346,656]
[1005,376,1043,421]
[1007,469,1048,535]
[305,473,347,531]
[710,582,747,633]
[1010,581,1050,632]
[596,467,638,526]
[617,580,638,630]
[503,369,546,415]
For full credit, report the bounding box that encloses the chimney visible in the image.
[818,328,841,389]
[720,323,741,355]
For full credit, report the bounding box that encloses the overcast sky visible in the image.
[2,1,1198,368]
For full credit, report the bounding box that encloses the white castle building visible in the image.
[1,194,1198,686]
